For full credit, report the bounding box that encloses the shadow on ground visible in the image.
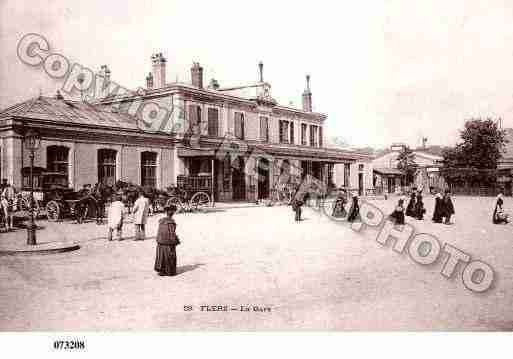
[176,263,205,275]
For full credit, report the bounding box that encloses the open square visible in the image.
[1,196,512,330]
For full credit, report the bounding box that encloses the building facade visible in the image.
[0,55,370,201]
[372,146,444,194]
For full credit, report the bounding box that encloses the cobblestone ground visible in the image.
[0,196,512,330]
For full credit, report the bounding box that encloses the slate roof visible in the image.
[0,96,140,131]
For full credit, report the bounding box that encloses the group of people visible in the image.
[106,189,180,277]
[332,189,361,222]
[106,189,151,241]
[389,189,455,225]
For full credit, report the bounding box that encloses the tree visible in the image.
[397,146,418,185]
[458,118,507,169]
[440,118,507,185]
[442,119,506,169]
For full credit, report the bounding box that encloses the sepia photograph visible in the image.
[0,0,512,356]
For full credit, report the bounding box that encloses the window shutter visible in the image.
[260,117,269,142]
[319,126,323,147]
[208,108,219,136]
[188,105,196,134]
[235,112,244,139]
[290,121,294,144]
[234,113,240,139]
[241,113,245,140]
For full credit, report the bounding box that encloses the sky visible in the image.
[2,0,513,149]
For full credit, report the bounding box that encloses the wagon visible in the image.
[20,166,101,222]
[165,175,212,213]
[45,189,99,223]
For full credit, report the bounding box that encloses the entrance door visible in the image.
[388,177,395,193]
[358,173,363,196]
[232,156,246,201]
[257,158,270,199]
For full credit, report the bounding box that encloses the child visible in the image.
[107,194,126,241]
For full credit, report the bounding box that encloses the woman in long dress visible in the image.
[347,194,360,222]
[432,193,443,223]
[442,190,455,225]
[405,191,416,217]
[389,198,405,225]
[154,204,181,276]
[493,193,509,224]
[414,191,426,220]
[332,189,347,218]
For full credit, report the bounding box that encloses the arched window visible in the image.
[141,151,157,188]
[98,149,117,186]
[47,146,69,187]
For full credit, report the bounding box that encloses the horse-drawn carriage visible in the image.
[20,167,103,223]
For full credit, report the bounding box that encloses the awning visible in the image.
[177,148,216,157]
[373,167,404,176]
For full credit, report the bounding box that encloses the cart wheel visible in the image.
[166,197,184,213]
[46,200,60,221]
[190,192,210,212]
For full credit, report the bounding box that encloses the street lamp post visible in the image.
[24,129,41,245]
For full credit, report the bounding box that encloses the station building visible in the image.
[0,54,370,201]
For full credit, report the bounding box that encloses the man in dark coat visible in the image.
[442,190,455,225]
[291,193,304,222]
[347,194,360,222]
[405,191,416,217]
[432,193,443,223]
[154,204,180,276]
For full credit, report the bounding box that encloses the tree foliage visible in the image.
[396,146,418,185]
[441,118,507,182]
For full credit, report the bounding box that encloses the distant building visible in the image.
[497,128,513,195]
[372,144,444,194]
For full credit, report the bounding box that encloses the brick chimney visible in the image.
[191,62,203,88]
[258,61,264,82]
[146,72,153,89]
[151,53,166,88]
[302,74,312,112]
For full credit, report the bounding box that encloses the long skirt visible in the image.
[154,244,177,276]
